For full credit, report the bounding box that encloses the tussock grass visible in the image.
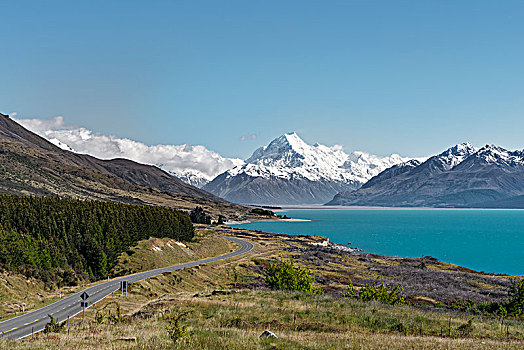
[2,290,523,349]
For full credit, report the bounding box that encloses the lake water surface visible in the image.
[231,209,524,275]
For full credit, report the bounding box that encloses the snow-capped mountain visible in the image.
[171,168,228,188]
[434,142,478,170]
[472,145,524,167]
[203,132,411,204]
[328,143,524,208]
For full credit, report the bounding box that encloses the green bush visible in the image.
[43,314,66,334]
[457,319,474,336]
[265,259,323,294]
[95,311,105,324]
[466,279,524,318]
[506,278,524,317]
[343,280,406,306]
[165,311,191,344]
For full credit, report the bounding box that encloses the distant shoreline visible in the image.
[274,205,524,211]
[228,205,524,225]
[226,218,311,225]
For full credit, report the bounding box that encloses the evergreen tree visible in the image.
[0,194,194,281]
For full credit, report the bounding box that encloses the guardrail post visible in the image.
[120,281,128,296]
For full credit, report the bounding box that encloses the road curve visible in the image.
[0,236,253,340]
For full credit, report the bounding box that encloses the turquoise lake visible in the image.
[231,209,524,275]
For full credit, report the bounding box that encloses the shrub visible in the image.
[265,259,323,294]
[506,278,524,317]
[343,280,406,306]
[95,311,105,324]
[457,319,474,336]
[472,278,524,317]
[43,314,66,334]
[165,310,191,344]
[102,301,123,324]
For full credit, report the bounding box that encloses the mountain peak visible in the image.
[439,142,476,157]
[436,142,478,170]
[479,144,506,152]
[246,132,308,164]
[473,144,524,166]
[275,132,307,149]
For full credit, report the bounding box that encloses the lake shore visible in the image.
[230,208,524,275]
[278,205,524,210]
[226,217,311,225]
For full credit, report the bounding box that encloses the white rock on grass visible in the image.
[260,330,277,338]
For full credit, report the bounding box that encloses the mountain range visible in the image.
[327,142,524,208]
[13,113,524,209]
[203,132,410,204]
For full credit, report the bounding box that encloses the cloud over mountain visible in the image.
[14,116,243,187]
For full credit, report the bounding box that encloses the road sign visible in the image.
[80,292,90,321]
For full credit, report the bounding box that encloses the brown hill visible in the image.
[0,113,247,218]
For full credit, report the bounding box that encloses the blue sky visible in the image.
[2,1,524,159]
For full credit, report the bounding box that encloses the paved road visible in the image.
[0,236,253,340]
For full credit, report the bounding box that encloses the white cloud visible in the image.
[239,133,257,141]
[14,116,244,187]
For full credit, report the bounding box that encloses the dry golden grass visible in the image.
[2,290,523,349]
[1,227,523,349]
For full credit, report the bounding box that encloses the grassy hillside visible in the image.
[2,226,522,349]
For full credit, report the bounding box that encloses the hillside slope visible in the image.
[0,113,223,201]
[0,113,248,218]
